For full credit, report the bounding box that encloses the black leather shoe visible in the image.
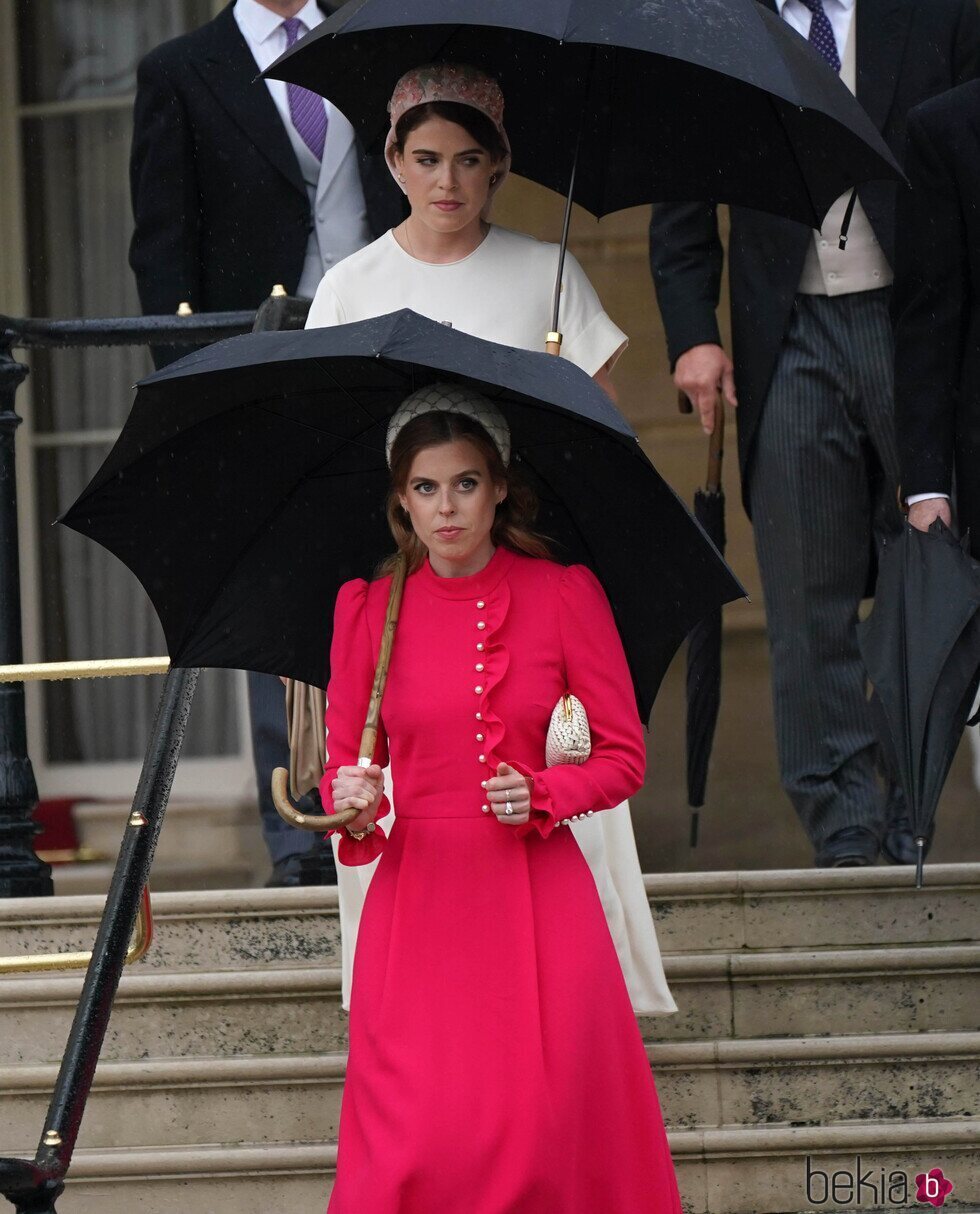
[882,818,932,866]
[265,850,337,887]
[815,826,879,868]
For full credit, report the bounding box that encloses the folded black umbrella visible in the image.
[684,404,727,846]
[60,311,744,722]
[857,521,980,885]
[268,0,902,225]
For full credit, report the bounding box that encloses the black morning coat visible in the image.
[648,0,980,513]
[128,2,405,331]
[894,79,980,556]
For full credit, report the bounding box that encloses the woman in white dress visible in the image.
[307,62,676,1019]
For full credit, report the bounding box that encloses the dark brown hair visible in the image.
[378,410,551,577]
[393,100,508,165]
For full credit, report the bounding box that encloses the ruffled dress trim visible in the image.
[325,797,391,867]
[417,548,515,794]
[333,550,518,864]
[509,761,558,840]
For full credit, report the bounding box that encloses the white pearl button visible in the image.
[476,600,485,609]
[479,754,486,763]
[481,780,488,789]
[587,810,594,817]
[476,642,484,651]
[477,621,486,630]
[475,685,483,694]
[475,712,482,720]
[482,804,490,813]
[476,733,485,742]
[475,663,484,672]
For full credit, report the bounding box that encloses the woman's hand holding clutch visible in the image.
[485,762,531,826]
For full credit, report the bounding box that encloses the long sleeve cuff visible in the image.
[323,793,391,866]
[508,761,557,840]
[506,761,603,842]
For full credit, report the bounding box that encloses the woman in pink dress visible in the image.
[322,383,682,1213]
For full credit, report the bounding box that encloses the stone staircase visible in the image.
[49,800,261,895]
[0,866,977,1213]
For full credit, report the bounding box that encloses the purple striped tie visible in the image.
[797,0,841,73]
[282,18,327,160]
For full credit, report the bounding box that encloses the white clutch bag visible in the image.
[546,694,592,766]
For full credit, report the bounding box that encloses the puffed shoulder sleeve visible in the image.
[558,250,628,378]
[319,579,391,865]
[305,273,347,330]
[511,565,646,840]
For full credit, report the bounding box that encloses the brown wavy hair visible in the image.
[377,410,551,577]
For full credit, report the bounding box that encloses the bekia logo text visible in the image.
[806,1157,954,1207]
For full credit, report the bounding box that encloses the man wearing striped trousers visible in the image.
[649,0,980,866]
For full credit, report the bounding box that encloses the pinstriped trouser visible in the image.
[748,290,903,854]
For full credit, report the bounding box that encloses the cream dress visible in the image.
[307,224,677,1016]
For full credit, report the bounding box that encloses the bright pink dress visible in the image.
[321,547,682,1214]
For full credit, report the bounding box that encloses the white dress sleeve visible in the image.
[305,274,347,330]
[557,249,628,377]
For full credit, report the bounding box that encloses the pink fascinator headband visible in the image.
[385,63,512,218]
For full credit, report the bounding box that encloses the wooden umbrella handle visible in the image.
[358,552,408,763]
[271,766,359,830]
[272,553,409,833]
[678,391,725,492]
[706,398,725,493]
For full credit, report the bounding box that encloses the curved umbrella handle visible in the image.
[271,766,359,831]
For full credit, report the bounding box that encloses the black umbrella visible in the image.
[266,0,903,342]
[60,311,744,722]
[857,521,980,886]
[685,402,727,846]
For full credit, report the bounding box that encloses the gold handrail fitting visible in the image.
[0,886,153,975]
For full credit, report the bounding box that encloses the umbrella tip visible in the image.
[915,837,926,889]
[689,809,700,849]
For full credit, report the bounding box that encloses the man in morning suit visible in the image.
[129,0,404,886]
[894,80,980,555]
[649,0,980,867]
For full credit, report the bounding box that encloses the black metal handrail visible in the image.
[0,302,288,1213]
[0,310,256,350]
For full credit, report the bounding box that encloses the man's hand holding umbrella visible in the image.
[675,344,739,438]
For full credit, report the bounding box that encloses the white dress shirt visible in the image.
[234,0,327,129]
[234,0,372,298]
[776,0,855,55]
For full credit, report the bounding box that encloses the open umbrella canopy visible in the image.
[266,0,902,226]
[858,521,980,883]
[60,311,743,722]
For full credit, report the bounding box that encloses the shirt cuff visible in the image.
[906,493,950,505]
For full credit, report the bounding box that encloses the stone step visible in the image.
[1,1033,975,1153]
[644,863,979,953]
[1,943,976,1067]
[2,863,977,974]
[16,1119,977,1214]
[51,860,255,898]
[72,800,257,873]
